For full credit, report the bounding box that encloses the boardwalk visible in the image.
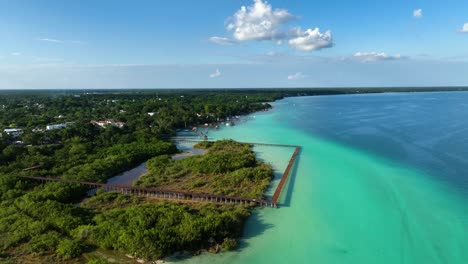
[18,139,300,208]
[18,175,275,207]
[172,138,298,148]
[173,138,301,206]
[271,146,301,204]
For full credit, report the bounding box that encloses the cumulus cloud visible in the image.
[227,0,294,41]
[213,0,333,52]
[459,23,468,33]
[352,52,406,62]
[288,28,333,51]
[209,68,221,78]
[287,72,305,80]
[413,9,423,18]
[209,36,238,45]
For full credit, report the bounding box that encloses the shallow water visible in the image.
[106,143,205,185]
[169,92,468,264]
[106,162,147,186]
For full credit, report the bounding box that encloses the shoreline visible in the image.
[166,91,468,264]
[178,89,468,142]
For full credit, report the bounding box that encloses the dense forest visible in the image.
[1,87,466,263]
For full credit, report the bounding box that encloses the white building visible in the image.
[3,128,23,137]
[92,120,125,128]
[46,123,67,131]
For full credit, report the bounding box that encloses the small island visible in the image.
[137,140,273,199]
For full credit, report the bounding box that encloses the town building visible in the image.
[91,119,125,128]
[3,128,23,137]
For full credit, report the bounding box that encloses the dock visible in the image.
[271,146,300,204]
[17,175,274,207]
[173,138,301,207]
[17,139,300,208]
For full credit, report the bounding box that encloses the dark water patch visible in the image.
[235,209,275,250]
[280,148,301,207]
[106,162,147,186]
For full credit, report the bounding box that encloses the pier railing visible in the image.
[172,138,298,148]
[17,175,275,207]
[17,139,300,208]
[271,146,300,204]
[173,138,301,207]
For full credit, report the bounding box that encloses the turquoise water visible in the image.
[169,92,468,264]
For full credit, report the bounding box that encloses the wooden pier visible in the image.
[172,138,298,148]
[173,138,301,207]
[271,146,300,204]
[18,140,300,208]
[17,175,275,207]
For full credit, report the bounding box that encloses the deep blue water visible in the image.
[276,92,468,193]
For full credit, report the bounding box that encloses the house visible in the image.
[46,122,74,131]
[92,120,113,128]
[46,123,67,131]
[91,119,125,128]
[114,122,125,128]
[3,128,23,137]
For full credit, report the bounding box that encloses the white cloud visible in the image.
[227,0,294,41]
[209,36,238,45]
[213,0,334,52]
[11,52,21,56]
[459,23,468,33]
[413,9,423,18]
[352,52,406,62]
[287,72,305,80]
[288,28,333,51]
[38,38,63,43]
[209,68,221,78]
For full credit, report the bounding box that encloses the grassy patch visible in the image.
[136,140,274,199]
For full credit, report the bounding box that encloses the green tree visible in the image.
[56,239,84,260]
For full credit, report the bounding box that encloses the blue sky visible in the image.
[0,0,467,89]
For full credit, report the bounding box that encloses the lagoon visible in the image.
[170,92,468,264]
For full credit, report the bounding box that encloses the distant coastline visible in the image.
[1,86,468,95]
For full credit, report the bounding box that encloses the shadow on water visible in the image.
[166,209,274,262]
[279,148,302,207]
[235,209,275,250]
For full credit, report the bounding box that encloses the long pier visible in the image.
[18,140,300,208]
[173,138,301,206]
[172,138,298,148]
[17,175,274,207]
[271,146,300,204]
